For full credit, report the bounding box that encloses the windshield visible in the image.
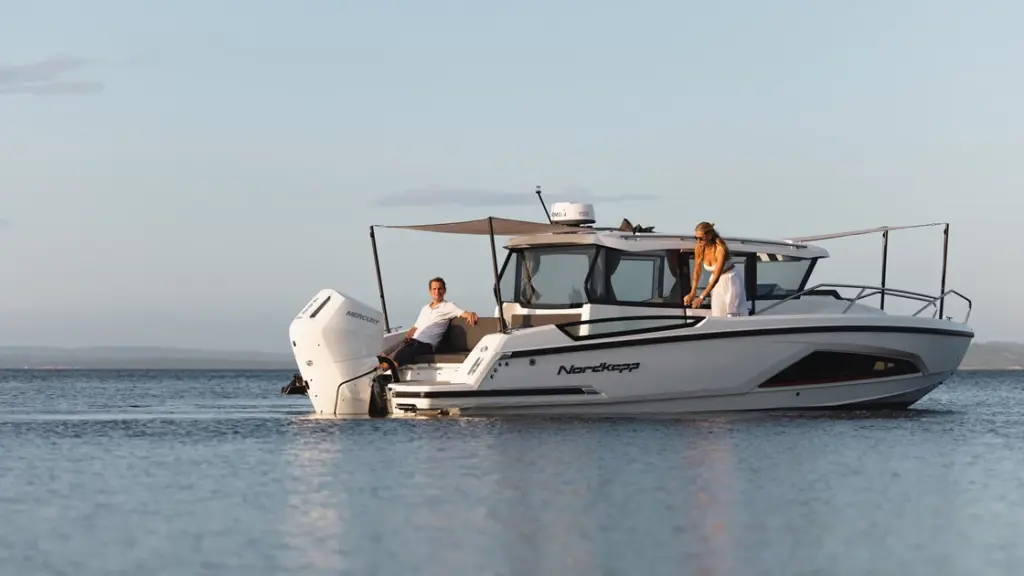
[499,246,597,308]
[499,246,691,308]
[498,246,817,308]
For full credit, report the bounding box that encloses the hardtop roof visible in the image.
[375,216,949,261]
[504,229,830,259]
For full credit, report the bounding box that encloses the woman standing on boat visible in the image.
[684,221,749,316]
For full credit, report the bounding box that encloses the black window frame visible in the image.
[497,245,602,310]
[495,245,822,311]
[602,248,693,309]
[554,315,705,342]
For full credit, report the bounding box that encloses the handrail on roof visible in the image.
[752,282,972,324]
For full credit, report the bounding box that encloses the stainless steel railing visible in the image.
[752,283,972,324]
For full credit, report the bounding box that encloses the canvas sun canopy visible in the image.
[376,216,577,236]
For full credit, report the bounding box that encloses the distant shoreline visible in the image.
[0,366,299,371]
[0,346,296,371]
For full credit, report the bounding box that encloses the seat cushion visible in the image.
[435,317,503,354]
[407,317,502,365]
[412,353,471,365]
[510,313,582,328]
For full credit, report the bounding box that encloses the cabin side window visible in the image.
[500,246,696,308]
[754,256,816,299]
[685,253,815,300]
[687,255,748,295]
[498,246,819,309]
[604,250,690,307]
[500,246,599,308]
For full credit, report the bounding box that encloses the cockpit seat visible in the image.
[410,313,583,365]
[412,317,503,365]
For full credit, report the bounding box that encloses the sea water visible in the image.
[1,369,1022,575]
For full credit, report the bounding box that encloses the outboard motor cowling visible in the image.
[289,289,385,415]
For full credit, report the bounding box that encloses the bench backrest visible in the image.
[510,313,582,328]
[434,314,583,354]
[435,317,503,354]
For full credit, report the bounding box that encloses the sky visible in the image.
[1,0,1021,352]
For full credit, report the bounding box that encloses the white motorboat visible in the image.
[288,193,973,417]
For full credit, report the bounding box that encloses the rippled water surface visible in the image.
[1,369,1023,575]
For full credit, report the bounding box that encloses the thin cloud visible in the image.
[0,81,103,95]
[376,187,661,207]
[0,55,104,96]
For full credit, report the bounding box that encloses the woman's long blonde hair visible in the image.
[696,221,731,261]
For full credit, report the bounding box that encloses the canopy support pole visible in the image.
[880,229,889,310]
[939,223,949,319]
[369,226,391,331]
[488,217,508,332]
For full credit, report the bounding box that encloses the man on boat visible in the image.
[379,276,479,368]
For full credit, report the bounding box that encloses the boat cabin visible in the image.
[496,229,830,321]
[387,227,831,366]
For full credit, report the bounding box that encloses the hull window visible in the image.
[759,351,921,388]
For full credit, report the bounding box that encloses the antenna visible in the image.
[535,185,552,223]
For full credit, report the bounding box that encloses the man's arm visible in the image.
[448,302,479,325]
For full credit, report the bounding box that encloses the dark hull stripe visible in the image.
[504,324,972,359]
[758,374,921,388]
[392,379,940,403]
[391,387,590,399]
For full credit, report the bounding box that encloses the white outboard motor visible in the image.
[288,289,385,415]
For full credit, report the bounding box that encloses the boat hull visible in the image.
[387,316,973,417]
[390,372,948,417]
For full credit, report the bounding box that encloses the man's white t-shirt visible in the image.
[411,301,465,348]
